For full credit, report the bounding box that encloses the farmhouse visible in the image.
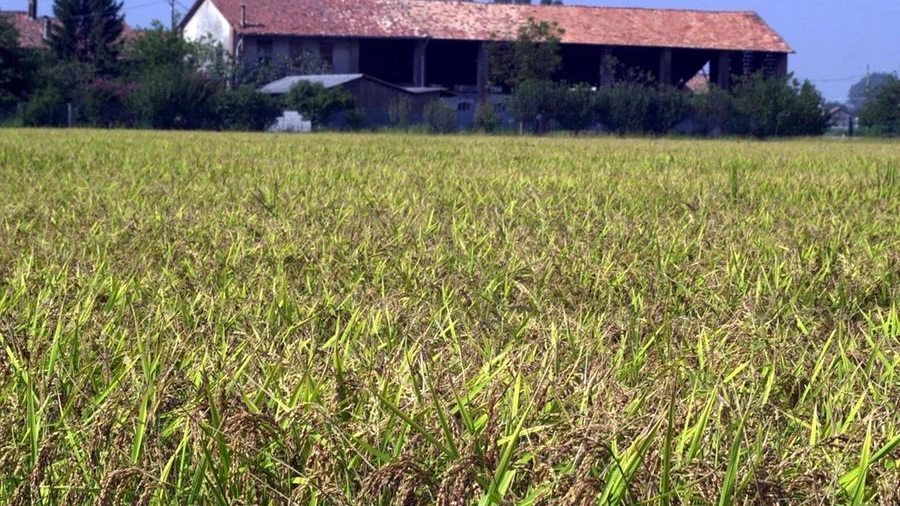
[1,0,135,50]
[180,0,792,96]
[1,0,54,48]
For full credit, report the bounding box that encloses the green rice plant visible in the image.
[0,131,898,504]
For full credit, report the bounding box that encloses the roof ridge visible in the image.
[380,0,759,16]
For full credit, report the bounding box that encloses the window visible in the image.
[257,39,273,64]
[320,40,334,68]
[457,102,472,112]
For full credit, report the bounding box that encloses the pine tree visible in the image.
[49,0,124,74]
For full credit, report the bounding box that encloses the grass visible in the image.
[0,130,898,505]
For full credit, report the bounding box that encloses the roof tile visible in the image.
[198,0,791,53]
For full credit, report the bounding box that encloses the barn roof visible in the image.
[184,0,792,53]
[1,10,136,49]
[1,11,49,48]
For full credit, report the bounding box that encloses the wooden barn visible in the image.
[180,0,792,95]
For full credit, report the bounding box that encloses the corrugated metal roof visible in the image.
[259,74,366,93]
[192,0,791,53]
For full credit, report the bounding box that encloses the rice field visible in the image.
[0,130,898,505]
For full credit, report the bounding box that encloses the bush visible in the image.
[597,81,653,135]
[81,79,136,127]
[474,102,501,132]
[423,100,457,134]
[283,81,354,129]
[554,84,596,134]
[729,72,829,138]
[511,79,559,133]
[388,97,412,128]
[125,66,219,129]
[21,87,67,126]
[216,85,280,131]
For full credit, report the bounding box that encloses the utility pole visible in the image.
[865,64,870,102]
[170,0,176,31]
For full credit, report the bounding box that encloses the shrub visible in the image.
[554,84,596,134]
[729,72,829,138]
[474,102,501,133]
[216,85,280,131]
[423,100,457,134]
[283,81,354,129]
[127,67,219,129]
[21,87,67,127]
[388,97,412,128]
[511,79,559,133]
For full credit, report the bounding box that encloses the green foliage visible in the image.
[423,100,457,133]
[19,86,67,126]
[474,102,502,132]
[282,81,354,128]
[0,17,38,113]
[510,79,557,132]
[729,72,829,138]
[49,0,125,75]
[595,82,691,135]
[1,131,899,504]
[238,52,330,88]
[553,84,595,133]
[80,78,134,126]
[215,85,280,131]
[488,17,565,89]
[847,72,894,112]
[859,75,900,136]
[126,65,218,129]
[388,96,412,128]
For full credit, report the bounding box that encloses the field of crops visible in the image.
[0,130,898,505]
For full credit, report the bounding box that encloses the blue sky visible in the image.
[9,0,899,101]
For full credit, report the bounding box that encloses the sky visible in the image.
[6,0,899,102]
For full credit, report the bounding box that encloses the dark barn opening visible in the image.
[558,44,607,84]
[359,38,415,84]
[425,40,479,89]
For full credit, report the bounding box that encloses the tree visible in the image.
[282,81,354,128]
[0,16,37,112]
[49,0,125,74]
[847,72,894,112]
[859,75,900,136]
[729,72,829,138]
[487,17,564,89]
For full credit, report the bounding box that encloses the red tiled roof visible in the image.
[191,0,791,53]
[1,11,48,48]
[1,11,135,49]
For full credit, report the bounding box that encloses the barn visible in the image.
[180,0,792,97]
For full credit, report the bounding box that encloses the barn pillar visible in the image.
[711,51,731,89]
[413,39,428,86]
[347,39,360,73]
[658,48,672,86]
[774,53,788,79]
[477,42,489,103]
[599,47,614,85]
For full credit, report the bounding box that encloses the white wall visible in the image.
[182,0,233,52]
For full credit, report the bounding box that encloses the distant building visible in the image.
[828,106,855,131]
[1,0,54,49]
[1,0,134,49]
[181,0,792,97]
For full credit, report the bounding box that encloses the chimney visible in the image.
[28,0,37,19]
[240,5,246,28]
[42,16,50,40]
